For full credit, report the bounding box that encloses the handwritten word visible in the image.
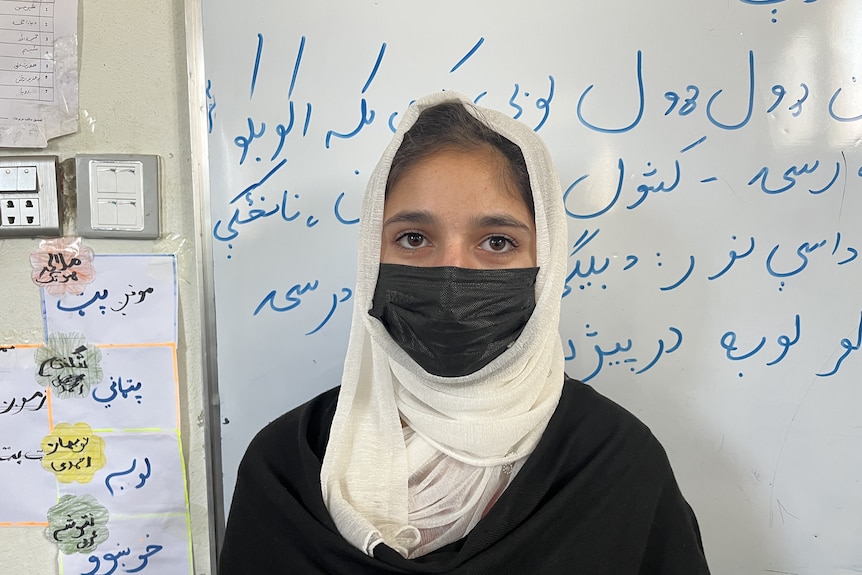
[720,314,801,371]
[112,285,154,314]
[254,280,353,335]
[56,286,156,317]
[817,311,862,377]
[747,158,844,195]
[212,177,321,245]
[105,458,151,496]
[82,540,163,575]
[325,42,386,148]
[57,290,108,317]
[566,324,683,382]
[92,376,143,407]
[1,390,46,415]
[0,446,43,464]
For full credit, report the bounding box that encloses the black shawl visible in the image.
[220,378,710,574]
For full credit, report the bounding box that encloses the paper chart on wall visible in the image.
[0,253,192,574]
[44,254,178,345]
[0,344,57,524]
[0,0,79,147]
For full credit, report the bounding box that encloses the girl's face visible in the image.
[380,146,537,269]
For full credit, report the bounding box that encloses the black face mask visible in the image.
[369,264,538,378]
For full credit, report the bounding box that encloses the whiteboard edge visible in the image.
[183,0,225,569]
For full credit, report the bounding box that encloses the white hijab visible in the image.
[321,91,569,558]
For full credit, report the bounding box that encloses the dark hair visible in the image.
[386,102,534,216]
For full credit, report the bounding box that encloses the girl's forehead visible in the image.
[383,146,534,219]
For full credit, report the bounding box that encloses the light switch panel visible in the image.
[76,154,159,239]
[0,156,60,238]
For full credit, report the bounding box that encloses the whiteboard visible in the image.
[198,1,862,572]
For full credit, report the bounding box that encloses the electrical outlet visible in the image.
[2,197,41,226]
[20,197,40,225]
[1,197,20,226]
[0,156,60,237]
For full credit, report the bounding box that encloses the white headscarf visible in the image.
[321,91,568,558]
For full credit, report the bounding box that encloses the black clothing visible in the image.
[220,378,710,574]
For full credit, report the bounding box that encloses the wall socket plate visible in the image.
[0,156,60,238]
[76,154,159,239]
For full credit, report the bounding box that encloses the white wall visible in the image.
[0,1,211,573]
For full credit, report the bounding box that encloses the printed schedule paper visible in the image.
[0,0,78,147]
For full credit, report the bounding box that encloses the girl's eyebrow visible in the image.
[382,210,436,227]
[383,210,533,232]
[472,214,533,232]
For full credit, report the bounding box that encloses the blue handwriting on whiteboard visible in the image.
[576,49,857,134]
[253,282,353,335]
[765,234,858,278]
[567,324,683,381]
[306,288,353,335]
[205,79,216,134]
[564,228,858,293]
[563,139,720,220]
[450,37,484,73]
[325,43,386,148]
[249,33,263,99]
[719,314,801,369]
[709,236,756,280]
[747,158,842,195]
[816,311,862,377]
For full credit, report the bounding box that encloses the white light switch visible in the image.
[76,154,159,239]
[0,167,17,191]
[17,166,36,191]
[91,160,144,231]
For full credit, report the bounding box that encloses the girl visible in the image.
[220,92,709,574]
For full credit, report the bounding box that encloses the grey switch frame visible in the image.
[76,154,160,239]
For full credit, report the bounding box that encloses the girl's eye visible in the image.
[482,236,516,253]
[396,232,427,249]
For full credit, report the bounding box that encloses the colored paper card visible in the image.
[52,345,179,431]
[58,513,192,575]
[43,254,178,345]
[0,345,56,524]
[56,432,187,517]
